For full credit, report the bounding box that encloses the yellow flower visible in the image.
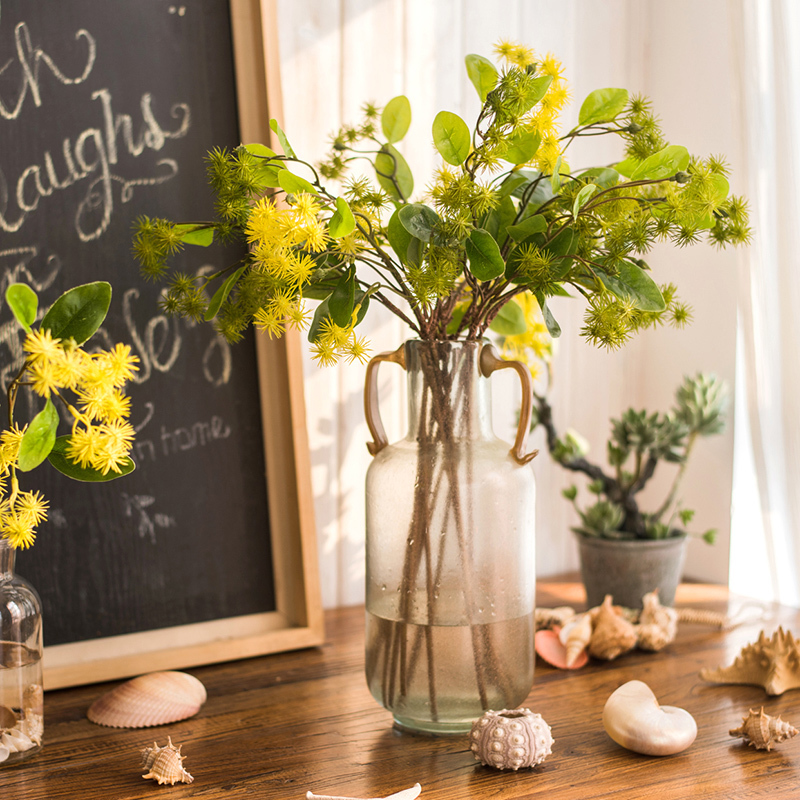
[96,343,140,387]
[28,361,60,398]
[253,307,286,339]
[292,192,322,225]
[23,329,62,361]
[0,425,25,473]
[66,427,100,470]
[14,490,48,527]
[1,513,36,549]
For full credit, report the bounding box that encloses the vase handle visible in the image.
[480,343,539,465]
[364,343,406,456]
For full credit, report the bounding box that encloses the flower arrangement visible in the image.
[131,40,750,363]
[1,282,138,549]
[535,373,728,541]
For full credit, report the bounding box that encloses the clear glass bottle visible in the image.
[0,538,43,765]
[364,340,537,734]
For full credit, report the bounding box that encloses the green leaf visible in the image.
[497,173,529,199]
[308,297,331,343]
[483,195,517,244]
[599,260,666,311]
[386,210,412,265]
[578,88,629,126]
[550,155,563,192]
[406,237,425,268]
[545,226,576,258]
[432,111,470,165]
[17,398,59,472]
[48,435,135,482]
[328,267,356,326]
[204,265,248,321]
[6,283,38,332]
[278,170,318,196]
[573,183,598,217]
[382,96,412,144]
[465,228,505,281]
[254,163,284,189]
[507,214,546,242]
[579,167,620,189]
[537,295,561,337]
[329,197,356,239]
[614,157,639,178]
[41,281,111,345]
[243,143,278,159]
[521,76,553,112]
[631,145,691,181]
[501,130,541,165]
[398,203,440,243]
[465,54,498,102]
[269,118,296,158]
[489,299,527,336]
[173,224,214,247]
[374,144,414,201]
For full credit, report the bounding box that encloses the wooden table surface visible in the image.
[4,580,800,800]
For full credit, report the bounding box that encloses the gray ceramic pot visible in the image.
[575,533,688,609]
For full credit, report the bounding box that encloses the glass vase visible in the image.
[364,339,537,734]
[0,538,43,765]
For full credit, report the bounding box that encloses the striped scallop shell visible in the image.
[87,671,206,728]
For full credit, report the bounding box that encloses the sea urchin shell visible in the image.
[469,708,554,770]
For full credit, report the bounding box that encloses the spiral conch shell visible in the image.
[730,708,798,750]
[700,627,800,696]
[469,708,554,770]
[562,613,593,667]
[636,590,678,652]
[588,595,638,661]
[141,737,194,785]
[88,671,207,728]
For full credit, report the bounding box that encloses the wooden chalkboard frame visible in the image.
[42,0,324,690]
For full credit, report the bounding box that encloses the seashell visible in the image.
[469,708,554,770]
[306,785,422,800]
[561,613,593,667]
[603,680,697,756]
[0,744,8,763]
[141,737,194,785]
[0,704,16,729]
[636,590,678,652]
[730,707,798,750]
[23,684,43,714]
[535,606,575,631]
[535,629,588,670]
[700,627,800,696]
[588,595,638,661]
[0,727,36,754]
[18,713,43,746]
[88,670,206,728]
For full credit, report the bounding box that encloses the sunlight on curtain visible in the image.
[730,0,800,606]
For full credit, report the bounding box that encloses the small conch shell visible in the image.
[560,613,593,667]
[588,595,638,661]
[729,707,798,750]
[636,590,678,652]
[603,680,697,756]
[469,708,554,770]
[88,670,206,728]
[141,737,194,785]
[700,627,800,695]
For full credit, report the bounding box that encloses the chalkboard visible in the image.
[0,0,322,687]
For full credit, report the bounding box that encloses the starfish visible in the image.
[306,783,422,800]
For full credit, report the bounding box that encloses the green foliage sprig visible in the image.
[132,41,750,364]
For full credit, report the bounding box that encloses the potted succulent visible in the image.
[534,373,728,608]
[131,41,748,732]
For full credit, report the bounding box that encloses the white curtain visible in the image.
[730,0,800,606]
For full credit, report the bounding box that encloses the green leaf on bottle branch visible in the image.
[374,144,414,201]
[204,265,248,321]
[537,295,561,338]
[254,163,284,188]
[710,173,730,204]
[500,130,541,166]
[599,260,666,312]
[614,157,639,178]
[406,237,425,268]
[353,289,371,327]
[269,118,296,158]
[381,95,412,143]
[545,225,576,259]
[432,111,470,166]
[578,88,629,126]
[308,297,331,342]
[328,267,356,326]
[174,224,215,247]
[17,398,59,472]
[398,203,440,243]
[497,172,530,199]
[579,167,620,189]
[507,214,547,242]
[550,155,563,193]
[521,76,553,112]
[484,195,517,245]
[243,143,278,159]
[329,196,356,239]
[5,283,38,332]
[41,281,111,345]
[573,183,598,217]
[489,299,527,336]
[465,54,498,102]
[386,209,412,265]
[278,169,318,196]
[48,435,135,481]
[465,228,505,281]
[631,145,691,181]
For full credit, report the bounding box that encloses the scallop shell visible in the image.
[88,671,207,728]
[588,595,638,661]
[469,708,554,770]
[636,590,678,652]
[730,707,798,750]
[700,627,800,696]
[141,737,194,785]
